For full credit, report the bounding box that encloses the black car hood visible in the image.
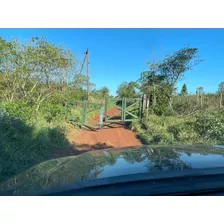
[0,144,224,195]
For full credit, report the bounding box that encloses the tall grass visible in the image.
[131,109,224,145]
[0,104,70,183]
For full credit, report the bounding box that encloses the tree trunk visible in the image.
[196,91,199,104]
[200,94,203,108]
[142,94,147,112]
[168,86,174,114]
[153,84,156,106]
[220,92,223,108]
[168,97,174,113]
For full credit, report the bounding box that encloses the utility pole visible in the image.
[152,44,156,107]
[86,48,90,98]
[79,48,90,100]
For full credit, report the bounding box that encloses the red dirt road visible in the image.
[67,107,142,151]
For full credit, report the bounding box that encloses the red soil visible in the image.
[69,107,141,149]
[52,107,142,158]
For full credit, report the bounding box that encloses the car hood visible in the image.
[1,144,224,195]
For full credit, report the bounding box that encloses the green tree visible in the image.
[139,69,165,106]
[116,81,139,98]
[89,86,110,100]
[98,86,110,98]
[180,83,188,95]
[0,36,77,111]
[138,64,171,115]
[219,82,224,93]
[158,46,202,111]
[73,73,95,98]
[0,37,22,102]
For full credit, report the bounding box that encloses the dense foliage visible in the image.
[131,109,224,145]
[0,36,111,182]
[117,47,224,146]
[1,36,223,182]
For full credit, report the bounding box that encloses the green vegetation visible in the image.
[116,81,140,98]
[117,46,224,145]
[180,84,188,96]
[131,110,224,145]
[0,106,69,181]
[1,35,224,183]
[0,36,111,182]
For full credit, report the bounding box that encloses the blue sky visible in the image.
[1,28,224,96]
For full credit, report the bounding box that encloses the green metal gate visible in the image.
[66,97,142,128]
[85,101,104,128]
[104,97,142,123]
[66,100,85,127]
[66,100,103,128]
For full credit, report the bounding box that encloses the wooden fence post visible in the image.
[143,94,147,112]
[82,101,87,126]
[220,92,223,108]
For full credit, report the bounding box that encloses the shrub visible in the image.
[195,110,224,144]
[132,109,224,145]
[172,95,199,116]
[132,115,200,145]
[0,113,70,182]
[0,100,33,123]
[40,103,65,123]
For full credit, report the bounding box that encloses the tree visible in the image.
[0,37,22,102]
[116,81,139,98]
[73,73,89,89]
[219,82,224,93]
[73,73,95,98]
[180,83,188,95]
[24,37,76,111]
[89,86,110,100]
[218,82,224,108]
[139,67,165,107]
[98,86,110,98]
[158,46,202,110]
[0,36,78,110]
[138,64,172,115]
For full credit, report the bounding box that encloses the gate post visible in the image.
[142,94,147,112]
[121,97,124,121]
[139,97,142,119]
[99,105,104,128]
[123,97,126,122]
[82,101,87,126]
[104,97,108,121]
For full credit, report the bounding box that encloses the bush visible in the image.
[132,109,224,145]
[168,120,200,144]
[132,114,199,145]
[0,100,33,123]
[172,95,199,116]
[40,103,65,123]
[195,110,224,144]
[0,101,70,182]
[0,112,70,182]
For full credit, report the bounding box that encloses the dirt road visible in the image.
[53,107,142,158]
[70,107,141,148]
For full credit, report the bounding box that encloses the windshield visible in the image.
[0,28,224,195]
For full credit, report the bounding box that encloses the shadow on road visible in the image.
[52,142,114,158]
[82,122,131,131]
